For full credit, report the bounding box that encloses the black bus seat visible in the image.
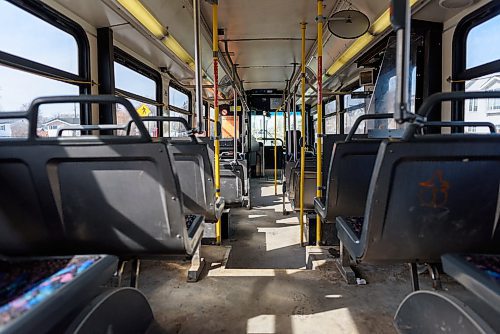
[0,255,118,334]
[336,92,500,285]
[220,159,245,205]
[129,116,224,223]
[393,290,499,333]
[199,137,247,206]
[314,115,393,221]
[442,253,500,313]
[394,253,500,333]
[288,157,316,201]
[0,96,203,258]
[292,170,317,211]
[337,135,500,263]
[321,134,347,190]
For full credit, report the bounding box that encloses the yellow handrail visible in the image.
[316,0,324,246]
[212,2,222,245]
[299,22,307,246]
[274,108,278,195]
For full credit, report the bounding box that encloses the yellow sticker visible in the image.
[136,104,151,117]
[230,105,242,112]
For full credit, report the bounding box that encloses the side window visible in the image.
[454,4,500,133]
[325,99,337,134]
[114,50,162,137]
[168,85,191,137]
[0,1,89,138]
[343,87,366,134]
[169,86,190,111]
[465,14,500,70]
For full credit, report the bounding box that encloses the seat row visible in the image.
[0,95,225,333]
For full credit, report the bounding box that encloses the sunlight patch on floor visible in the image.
[248,214,267,219]
[207,268,306,277]
[257,225,300,251]
[275,216,299,225]
[247,308,359,334]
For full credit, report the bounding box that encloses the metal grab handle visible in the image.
[126,116,193,136]
[257,137,285,147]
[416,91,500,118]
[421,121,496,134]
[57,124,128,137]
[313,197,327,220]
[27,95,151,140]
[346,113,394,142]
[403,91,500,140]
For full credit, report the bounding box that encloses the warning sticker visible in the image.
[136,104,152,117]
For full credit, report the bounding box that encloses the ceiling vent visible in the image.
[438,0,474,9]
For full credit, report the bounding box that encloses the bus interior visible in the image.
[0,0,499,333]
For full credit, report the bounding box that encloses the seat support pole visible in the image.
[130,259,140,289]
[409,262,420,291]
[336,242,356,284]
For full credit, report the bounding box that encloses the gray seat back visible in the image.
[360,136,500,263]
[0,96,202,257]
[324,141,381,223]
[165,137,217,222]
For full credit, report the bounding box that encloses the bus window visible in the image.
[325,100,337,134]
[168,85,191,136]
[0,1,88,137]
[343,87,366,134]
[0,1,78,74]
[114,51,161,137]
[466,14,500,70]
[250,111,290,146]
[464,15,500,133]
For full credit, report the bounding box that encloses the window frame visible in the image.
[168,82,192,120]
[324,96,338,134]
[114,47,163,135]
[0,0,91,123]
[341,84,366,134]
[452,2,500,121]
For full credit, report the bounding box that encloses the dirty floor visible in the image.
[137,180,464,334]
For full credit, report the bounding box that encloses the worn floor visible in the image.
[137,179,464,334]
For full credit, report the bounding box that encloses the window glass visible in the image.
[37,103,80,137]
[168,110,189,137]
[114,62,156,100]
[325,100,337,115]
[464,72,500,133]
[466,14,500,69]
[0,119,28,138]
[169,86,190,111]
[0,1,78,74]
[207,107,216,137]
[251,111,298,147]
[0,65,80,138]
[325,115,337,134]
[117,98,158,137]
[344,87,366,134]
[222,115,240,138]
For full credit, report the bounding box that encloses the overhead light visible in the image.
[162,35,194,68]
[326,0,419,77]
[326,33,374,76]
[116,0,194,68]
[116,0,165,38]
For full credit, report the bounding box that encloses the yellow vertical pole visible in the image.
[315,0,324,246]
[299,22,307,246]
[274,108,278,195]
[213,2,222,245]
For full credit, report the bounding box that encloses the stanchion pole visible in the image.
[299,22,307,246]
[315,0,324,246]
